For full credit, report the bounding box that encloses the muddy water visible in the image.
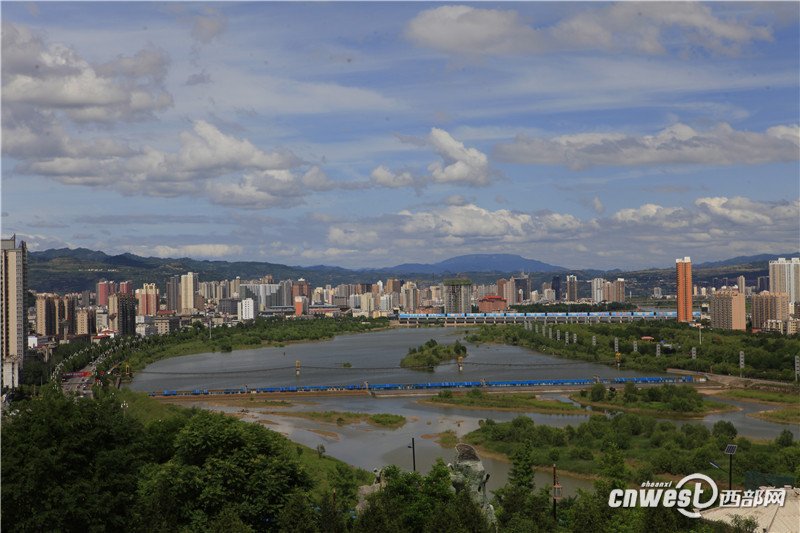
[135,327,796,495]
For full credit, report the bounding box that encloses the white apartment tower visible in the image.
[180,272,198,314]
[1,236,27,389]
[769,258,800,306]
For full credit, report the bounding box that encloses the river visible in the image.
[130,327,796,495]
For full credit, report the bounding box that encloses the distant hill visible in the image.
[25,247,794,294]
[696,253,799,269]
[388,254,565,275]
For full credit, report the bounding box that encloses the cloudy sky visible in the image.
[2,2,798,270]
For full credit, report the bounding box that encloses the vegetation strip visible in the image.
[266,410,407,428]
[466,322,799,381]
[570,383,736,418]
[423,389,583,413]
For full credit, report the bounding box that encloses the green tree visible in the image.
[135,410,311,531]
[775,429,794,448]
[590,383,606,402]
[1,387,149,532]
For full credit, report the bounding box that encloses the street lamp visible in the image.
[709,444,737,491]
[407,437,416,472]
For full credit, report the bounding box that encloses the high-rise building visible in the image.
[96,279,115,307]
[359,293,375,315]
[2,236,28,389]
[294,296,308,316]
[613,278,626,303]
[136,283,160,316]
[709,290,745,331]
[109,293,137,336]
[591,278,605,303]
[757,276,770,293]
[497,278,516,306]
[401,282,419,312]
[292,279,310,300]
[118,280,133,294]
[60,294,78,337]
[751,292,789,330]
[566,275,578,302]
[676,257,693,322]
[769,258,800,306]
[238,298,255,320]
[443,279,472,314]
[35,294,57,336]
[76,307,96,336]
[551,276,562,301]
[737,275,746,293]
[513,276,530,302]
[166,275,181,312]
[180,272,198,314]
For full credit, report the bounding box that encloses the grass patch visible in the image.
[426,389,583,414]
[717,388,800,406]
[268,410,406,429]
[367,413,406,428]
[437,430,458,448]
[750,408,800,425]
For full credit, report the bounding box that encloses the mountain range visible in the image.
[25,248,798,293]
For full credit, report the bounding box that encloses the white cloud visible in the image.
[406,5,539,56]
[191,9,227,44]
[2,22,172,123]
[370,128,493,190]
[406,3,772,56]
[370,166,416,188]
[139,244,243,258]
[592,197,605,215]
[494,123,800,169]
[428,127,491,186]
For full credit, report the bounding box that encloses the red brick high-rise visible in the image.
[676,257,693,322]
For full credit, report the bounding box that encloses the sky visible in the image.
[2,1,799,270]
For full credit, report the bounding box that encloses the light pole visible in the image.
[710,443,737,491]
[408,437,416,472]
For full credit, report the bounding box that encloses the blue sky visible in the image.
[2,2,798,270]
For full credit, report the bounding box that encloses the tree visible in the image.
[775,429,794,448]
[712,420,738,442]
[590,383,606,402]
[623,382,638,404]
[1,387,149,532]
[135,410,311,531]
[508,442,536,490]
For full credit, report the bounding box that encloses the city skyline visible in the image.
[2,2,799,270]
